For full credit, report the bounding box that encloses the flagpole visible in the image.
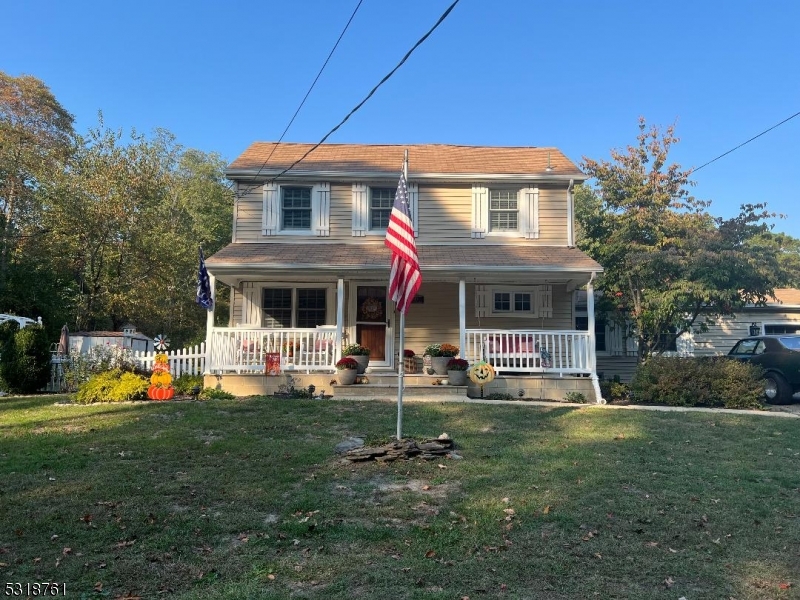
[396,150,408,440]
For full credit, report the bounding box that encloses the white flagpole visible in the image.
[396,149,408,440]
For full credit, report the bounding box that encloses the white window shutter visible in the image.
[262,183,279,236]
[312,182,330,237]
[520,187,539,239]
[352,183,368,236]
[534,285,552,318]
[241,283,259,325]
[408,182,419,237]
[471,184,487,239]
[475,285,490,317]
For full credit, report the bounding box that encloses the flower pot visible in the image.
[337,368,358,385]
[447,369,468,386]
[348,355,369,374]
[431,356,451,375]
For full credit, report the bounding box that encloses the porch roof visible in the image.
[206,243,602,285]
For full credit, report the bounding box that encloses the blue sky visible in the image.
[4,0,799,237]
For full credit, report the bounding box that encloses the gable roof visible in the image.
[227,143,585,182]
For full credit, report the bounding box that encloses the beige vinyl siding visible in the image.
[597,355,638,383]
[233,185,264,242]
[536,186,568,245]
[416,185,473,243]
[232,180,572,246]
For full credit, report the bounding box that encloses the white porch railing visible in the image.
[464,329,592,375]
[208,327,338,373]
[133,343,206,377]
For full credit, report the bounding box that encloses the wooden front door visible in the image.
[355,285,389,364]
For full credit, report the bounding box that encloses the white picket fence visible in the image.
[133,343,206,377]
[47,343,207,393]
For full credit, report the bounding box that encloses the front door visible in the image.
[354,284,392,367]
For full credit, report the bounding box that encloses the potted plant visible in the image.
[403,349,417,374]
[335,357,359,385]
[425,343,459,375]
[446,358,469,385]
[343,343,370,374]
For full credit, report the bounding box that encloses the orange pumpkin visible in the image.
[148,385,174,401]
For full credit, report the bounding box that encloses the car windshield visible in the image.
[778,336,800,350]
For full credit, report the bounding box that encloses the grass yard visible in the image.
[1,395,799,599]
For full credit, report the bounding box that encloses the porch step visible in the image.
[332,382,467,399]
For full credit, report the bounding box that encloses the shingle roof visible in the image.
[206,243,602,272]
[771,288,800,306]
[227,143,584,178]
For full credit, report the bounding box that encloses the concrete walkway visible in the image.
[338,394,800,419]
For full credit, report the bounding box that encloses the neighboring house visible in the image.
[0,314,43,329]
[70,324,154,354]
[588,288,800,382]
[204,143,604,401]
[683,288,800,355]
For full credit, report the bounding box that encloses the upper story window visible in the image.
[489,190,519,232]
[472,185,539,239]
[370,187,394,230]
[281,187,312,230]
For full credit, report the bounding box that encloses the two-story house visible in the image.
[203,143,604,401]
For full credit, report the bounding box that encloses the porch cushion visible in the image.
[486,337,537,354]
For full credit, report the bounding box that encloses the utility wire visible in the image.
[693,110,800,173]
[240,0,461,195]
[244,0,364,187]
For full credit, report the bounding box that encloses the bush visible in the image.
[630,356,764,409]
[342,343,370,356]
[600,376,631,403]
[0,322,51,393]
[564,391,588,403]
[446,358,469,371]
[74,369,149,404]
[173,374,203,395]
[199,387,235,400]
[62,344,146,391]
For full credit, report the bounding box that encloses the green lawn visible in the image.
[1,395,799,599]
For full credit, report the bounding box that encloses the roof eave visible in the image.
[207,262,602,274]
[225,168,586,183]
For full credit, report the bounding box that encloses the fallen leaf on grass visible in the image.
[425,550,436,558]
[542,505,551,515]
[664,576,674,588]
[779,582,792,589]
[267,574,275,581]
[437,464,447,469]
[94,582,104,592]
[613,434,625,440]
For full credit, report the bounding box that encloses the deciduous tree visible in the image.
[578,118,785,361]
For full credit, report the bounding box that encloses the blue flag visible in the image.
[196,247,214,310]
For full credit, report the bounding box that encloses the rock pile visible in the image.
[344,434,456,463]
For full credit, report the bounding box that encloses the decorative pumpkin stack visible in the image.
[148,353,175,400]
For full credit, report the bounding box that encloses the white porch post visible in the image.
[586,273,605,403]
[335,278,344,362]
[203,274,216,375]
[459,279,466,358]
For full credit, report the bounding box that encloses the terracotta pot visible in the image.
[337,368,358,385]
[447,369,468,386]
[348,355,369,374]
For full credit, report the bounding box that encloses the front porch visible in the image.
[202,268,605,403]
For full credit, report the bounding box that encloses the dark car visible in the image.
[728,335,800,404]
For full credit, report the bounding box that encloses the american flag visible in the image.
[384,171,421,315]
[196,247,214,310]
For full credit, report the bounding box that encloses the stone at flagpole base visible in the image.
[343,434,456,462]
